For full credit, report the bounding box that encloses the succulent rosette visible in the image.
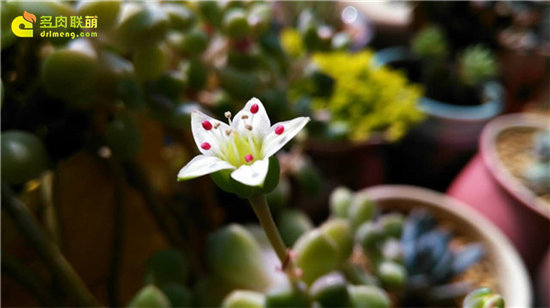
[178,98,310,197]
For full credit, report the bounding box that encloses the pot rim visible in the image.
[373,46,504,121]
[480,113,550,220]
[361,184,532,307]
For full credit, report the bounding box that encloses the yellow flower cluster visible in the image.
[312,51,424,141]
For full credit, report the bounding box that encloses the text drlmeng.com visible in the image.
[40,30,97,39]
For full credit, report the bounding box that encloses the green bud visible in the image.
[178,28,209,57]
[105,113,142,161]
[265,282,310,307]
[378,213,404,238]
[342,263,379,286]
[42,45,98,103]
[356,222,385,253]
[329,186,353,218]
[145,249,189,286]
[279,210,314,247]
[376,260,406,289]
[207,224,270,290]
[222,290,265,308]
[294,229,339,285]
[133,45,169,81]
[129,285,171,308]
[78,0,121,32]
[320,219,353,264]
[310,272,350,307]
[163,4,196,31]
[181,59,208,91]
[348,192,376,229]
[223,8,251,38]
[1,131,49,185]
[348,285,390,308]
[115,3,170,51]
[197,1,223,28]
[95,50,134,100]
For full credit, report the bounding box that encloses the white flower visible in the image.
[178,97,310,187]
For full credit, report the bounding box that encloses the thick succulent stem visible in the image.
[248,194,299,279]
[249,194,287,262]
[2,183,98,306]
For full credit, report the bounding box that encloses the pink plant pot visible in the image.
[538,248,550,306]
[363,185,531,306]
[448,113,550,271]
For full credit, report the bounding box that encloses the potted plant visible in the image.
[127,185,530,307]
[375,25,504,190]
[448,113,550,271]
[283,46,424,190]
[359,185,531,307]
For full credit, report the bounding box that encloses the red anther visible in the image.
[245,154,254,162]
[250,104,259,114]
[275,125,285,135]
[202,120,213,130]
[201,142,211,150]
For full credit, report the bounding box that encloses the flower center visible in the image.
[199,110,263,167]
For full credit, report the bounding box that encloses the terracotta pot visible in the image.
[448,113,550,271]
[362,185,532,306]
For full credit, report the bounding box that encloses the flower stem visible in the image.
[2,183,98,306]
[248,194,288,265]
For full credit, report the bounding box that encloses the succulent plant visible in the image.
[463,287,505,308]
[329,186,354,218]
[412,25,449,60]
[348,285,390,308]
[306,51,424,142]
[309,272,351,306]
[207,224,271,290]
[533,129,550,162]
[278,209,314,247]
[293,229,339,285]
[401,210,486,303]
[458,45,498,86]
[522,162,550,195]
[264,282,310,307]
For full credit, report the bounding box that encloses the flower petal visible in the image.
[178,155,235,181]
[230,157,269,187]
[262,117,310,158]
[191,110,230,155]
[232,97,271,137]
